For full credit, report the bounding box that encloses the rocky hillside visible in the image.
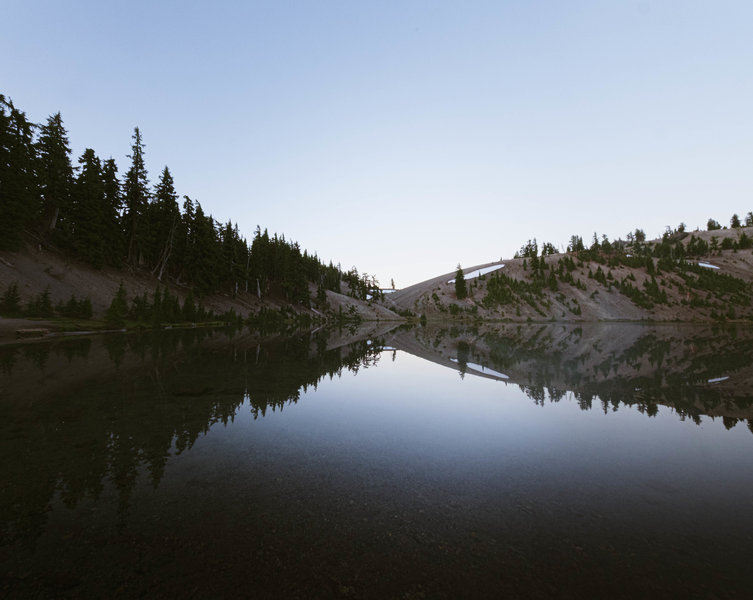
[382,226,753,322]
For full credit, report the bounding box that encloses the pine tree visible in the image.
[72,148,106,266]
[101,158,124,266]
[182,290,197,322]
[36,112,73,237]
[567,235,584,253]
[190,203,220,294]
[27,286,54,317]
[0,96,39,249]
[106,282,129,326]
[149,166,180,279]
[0,282,22,316]
[455,264,467,299]
[123,127,150,266]
[151,287,163,327]
[220,220,239,292]
[173,195,195,283]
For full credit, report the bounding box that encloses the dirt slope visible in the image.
[381,227,753,322]
[0,243,401,335]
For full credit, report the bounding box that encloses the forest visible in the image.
[0,94,379,310]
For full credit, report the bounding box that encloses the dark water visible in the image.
[1,323,752,599]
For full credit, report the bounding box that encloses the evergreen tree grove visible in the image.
[0,94,372,308]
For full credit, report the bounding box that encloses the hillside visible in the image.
[2,95,403,336]
[0,241,400,340]
[382,226,753,322]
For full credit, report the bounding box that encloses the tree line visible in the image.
[0,94,380,302]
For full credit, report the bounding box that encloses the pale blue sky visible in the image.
[3,1,752,286]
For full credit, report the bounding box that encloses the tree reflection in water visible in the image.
[383,322,753,431]
[0,327,382,546]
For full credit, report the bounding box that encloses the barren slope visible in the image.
[381,227,753,322]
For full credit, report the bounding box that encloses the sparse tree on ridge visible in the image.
[567,235,585,252]
[455,264,467,300]
[541,242,558,256]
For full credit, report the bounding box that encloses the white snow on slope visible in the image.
[450,358,509,379]
[449,264,504,283]
[698,262,720,270]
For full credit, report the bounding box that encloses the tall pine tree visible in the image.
[36,112,73,237]
[101,158,124,266]
[72,148,106,266]
[122,127,150,266]
[149,166,180,279]
[190,203,221,294]
[0,95,38,249]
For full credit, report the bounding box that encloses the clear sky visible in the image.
[2,0,752,286]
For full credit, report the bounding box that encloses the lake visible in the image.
[1,323,752,599]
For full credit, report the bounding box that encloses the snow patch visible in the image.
[707,376,729,383]
[450,358,509,379]
[449,264,504,284]
[697,262,720,270]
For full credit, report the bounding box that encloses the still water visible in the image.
[1,323,752,599]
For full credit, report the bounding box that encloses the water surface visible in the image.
[1,323,752,599]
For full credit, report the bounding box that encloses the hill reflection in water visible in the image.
[384,322,753,430]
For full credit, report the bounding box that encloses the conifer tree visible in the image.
[0,282,22,316]
[182,290,197,321]
[150,166,180,279]
[123,127,150,266]
[101,158,124,266]
[190,203,220,294]
[220,220,239,292]
[106,282,129,326]
[36,112,73,236]
[455,264,467,299]
[173,195,195,283]
[0,95,38,249]
[72,148,106,266]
